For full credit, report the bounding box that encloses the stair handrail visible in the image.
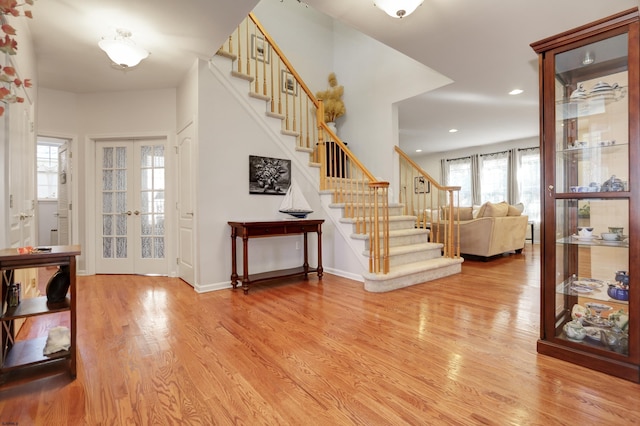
[395,146,462,259]
[220,13,391,274]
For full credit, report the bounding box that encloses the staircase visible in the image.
[329,196,463,292]
[212,14,463,292]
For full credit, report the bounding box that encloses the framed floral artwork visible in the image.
[249,155,291,195]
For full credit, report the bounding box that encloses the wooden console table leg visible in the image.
[303,232,309,279]
[317,226,323,279]
[69,256,77,378]
[230,229,238,289]
[242,230,250,294]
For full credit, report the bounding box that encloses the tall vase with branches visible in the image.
[315,72,345,130]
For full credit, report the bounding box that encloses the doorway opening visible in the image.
[36,136,71,246]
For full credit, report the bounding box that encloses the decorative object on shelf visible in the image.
[563,320,587,341]
[249,155,291,195]
[570,84,587,102]
[609,226,624,236]
[43,326,70,355]
[374,0,423,18]
[315,72,345,128]
[601,232,620,241]
[600,175,626,192]
[615,270,630,285]
[609,309,630,331]
[98,28,149,69]
[588,81,626,102]
[45,265,71,303]
[0,0,35,116]
[608,284,629,301]
[578,202,590,218]
[577,226,593,237]
[279,182,313,218]
[7,282,19,307]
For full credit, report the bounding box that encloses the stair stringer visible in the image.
[209,56,316,183]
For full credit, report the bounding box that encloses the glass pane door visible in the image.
[96,140,167,275]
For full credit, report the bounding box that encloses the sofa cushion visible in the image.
[482,201,509,218]
[507,204,523,216]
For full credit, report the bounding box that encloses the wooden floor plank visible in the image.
[1,246,640,425]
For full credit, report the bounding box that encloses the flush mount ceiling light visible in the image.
[99,28,149,69]
[374,0,424,18]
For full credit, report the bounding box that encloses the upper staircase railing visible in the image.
[395,147,462,259]
[218,13,390,274]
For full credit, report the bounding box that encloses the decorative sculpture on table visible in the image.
[46,265,71,303]
[279,182,313,218]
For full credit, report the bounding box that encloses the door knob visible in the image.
[134,210,140,215]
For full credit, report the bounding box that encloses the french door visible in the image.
[95,139,167,275]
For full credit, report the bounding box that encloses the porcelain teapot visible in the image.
[569,84,587,102]
[588,81,625,101]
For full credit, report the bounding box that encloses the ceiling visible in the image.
[27,0,639,154]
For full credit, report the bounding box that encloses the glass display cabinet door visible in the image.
[552,34,630,356]
[533,8,639,381]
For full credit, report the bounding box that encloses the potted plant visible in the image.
[315,72,345,131]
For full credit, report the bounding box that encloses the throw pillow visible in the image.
[482,201,509,217]
[507,204,523,216]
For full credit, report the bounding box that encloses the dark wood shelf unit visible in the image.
[0,245,81,383]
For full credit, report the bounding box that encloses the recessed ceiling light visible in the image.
[415,149,422,153]
[449,128,458,133]
[509,89,523,95]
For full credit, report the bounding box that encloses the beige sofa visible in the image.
[432,202,529,259]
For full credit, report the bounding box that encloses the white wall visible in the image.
[333,21,452,182]
[37,88,176,273]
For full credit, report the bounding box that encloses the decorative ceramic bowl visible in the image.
[608,227,624,235]
[608,285,629,301]
[563,320,587,341]
[601,232,619,241]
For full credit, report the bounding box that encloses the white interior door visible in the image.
[177,124,196,286]
[57,141,71,245]
[95,139,167,275]
[8,107,35,248]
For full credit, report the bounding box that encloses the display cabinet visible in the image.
[531,8,639,382]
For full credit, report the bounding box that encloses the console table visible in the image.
[228,220,324,294]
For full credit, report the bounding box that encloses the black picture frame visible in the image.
[414,176,430,194]
[281,69,298,96]
[249,155,291,195]
[250,34,270,64]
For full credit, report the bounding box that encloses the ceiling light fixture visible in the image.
[449,128,458,133]
[99,28,149,69]
[581,51,595,66]
[374,0,424,18]
[509,89,523,95]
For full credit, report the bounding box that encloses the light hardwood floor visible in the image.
[1,245,639,425]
